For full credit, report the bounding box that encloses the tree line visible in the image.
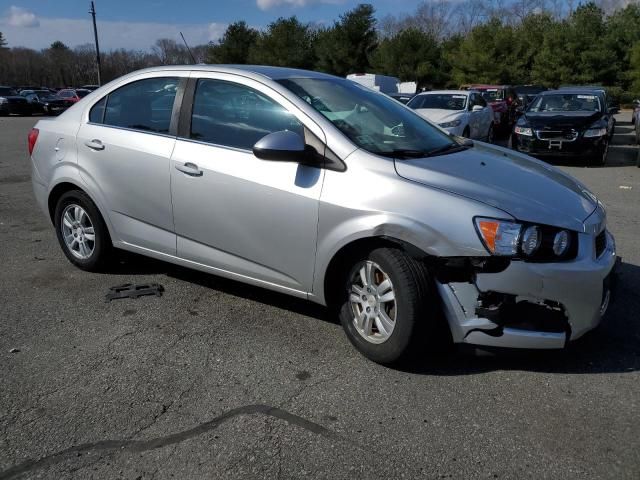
[1,1,639,102]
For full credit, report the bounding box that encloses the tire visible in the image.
[462,126,470,138]
[486,123,494,144]
[589,142,608,167]
[338,247,444,365]
[54,190,112,271]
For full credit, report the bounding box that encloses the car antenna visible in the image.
[180,31,197,64]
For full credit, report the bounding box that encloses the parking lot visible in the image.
[1,114,639,479]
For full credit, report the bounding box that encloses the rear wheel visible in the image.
[54,190,112,271]
[338,247,443,365]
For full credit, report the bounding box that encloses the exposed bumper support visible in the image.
[437,229,618,350]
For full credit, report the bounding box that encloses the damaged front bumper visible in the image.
[438,228,618,349]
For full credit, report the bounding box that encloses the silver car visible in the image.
[29,66,617,364]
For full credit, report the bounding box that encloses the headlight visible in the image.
[439,119,462,128]
[584,127,607,138]
[514,126,533,136]
[475,218,577,261]
[521,226,541,256]
[475,218,521,256]
[552,230,570,256]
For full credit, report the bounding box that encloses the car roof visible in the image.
[416,90,472,96]
[542,89,605,96]
[463,84,508,89]
[125,64,340,82]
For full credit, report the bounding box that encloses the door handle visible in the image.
[85,139,105,151]
[175,162,203,177]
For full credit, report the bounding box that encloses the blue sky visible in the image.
[0,0,425,50]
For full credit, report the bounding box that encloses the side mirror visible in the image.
[608,106,619,114]
[253,130,315,164]
[471,105,484,112]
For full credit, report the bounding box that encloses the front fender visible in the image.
[311,149,511,304]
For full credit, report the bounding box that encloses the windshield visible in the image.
[278,77,456,157]
[528,93,601,113]
[408,93,467,111]
[478,89,503,101]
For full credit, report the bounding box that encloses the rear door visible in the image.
[77,73,187,255]
[170,73,325,294]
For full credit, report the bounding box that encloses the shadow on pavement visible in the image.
[109,251,640,375]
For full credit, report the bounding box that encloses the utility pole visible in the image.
[89,1,102,86]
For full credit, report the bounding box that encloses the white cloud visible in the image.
[4,5,40,28]
[256,0,344,11]
[0,15,227,50]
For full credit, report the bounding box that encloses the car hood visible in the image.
[523,111,603,130]
[394,143,597,231]
[414,109,464,125]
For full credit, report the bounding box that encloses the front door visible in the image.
[170,75,325,294]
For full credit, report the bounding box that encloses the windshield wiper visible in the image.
[375,149,430,159]
[424,142,471,157]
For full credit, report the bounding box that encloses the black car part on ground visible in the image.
[105,283,165,302]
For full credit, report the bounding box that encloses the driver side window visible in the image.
[189,79,304,150]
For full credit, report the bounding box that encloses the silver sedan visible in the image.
[29,66,617,364]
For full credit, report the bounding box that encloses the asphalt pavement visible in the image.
[1,114,639,479]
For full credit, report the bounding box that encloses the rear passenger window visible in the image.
[93,77,178,134]
[189,79,303,150]
[89,97,106,123]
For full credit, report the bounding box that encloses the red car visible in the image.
[56,88,91,103]
[461,84,520,132]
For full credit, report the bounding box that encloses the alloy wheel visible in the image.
[348,260,397,344]
[61,204,96,260]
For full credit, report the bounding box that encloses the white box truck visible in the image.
[346,73,400,94]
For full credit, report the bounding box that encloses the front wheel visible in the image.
[590,142,608,167]
[54,190,112,271]
[486,123,494,144]
[338,247,443,365]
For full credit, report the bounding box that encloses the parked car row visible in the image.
[0,86,93,116]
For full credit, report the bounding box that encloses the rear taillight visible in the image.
[28,128,39,156]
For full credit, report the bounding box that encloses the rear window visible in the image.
[479,89,504,101]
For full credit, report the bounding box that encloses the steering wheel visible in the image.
[390,124,405,137]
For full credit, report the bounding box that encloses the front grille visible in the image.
[595,230,607,258]
[535,129,579,142]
